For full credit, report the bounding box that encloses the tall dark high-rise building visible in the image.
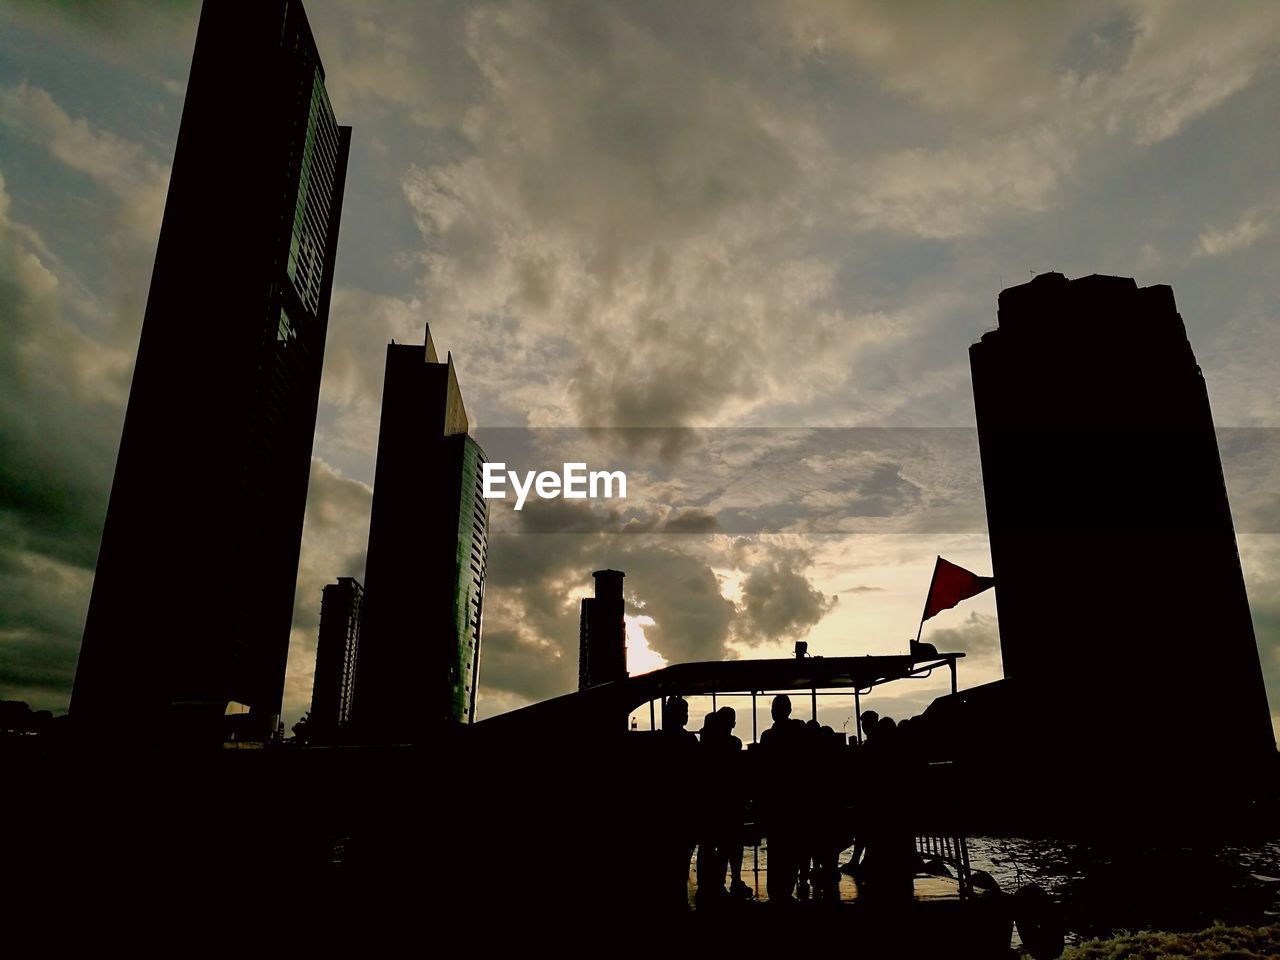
[579,569,627,691]
[72,0,351,736]
[309,577,362,740]
[354,329,488,740]
[969,272,1273,771]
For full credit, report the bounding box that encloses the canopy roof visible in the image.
[474,652,964,735]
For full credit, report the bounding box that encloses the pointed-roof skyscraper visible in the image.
[354,328,489,740]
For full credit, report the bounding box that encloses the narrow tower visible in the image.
[579,569,627,690]
[309,577,363,741]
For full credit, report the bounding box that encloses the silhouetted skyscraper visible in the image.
[309,577,362,740]
[354,329,488,740]
[72,0,350,736]
[579,569,627,690]
[970,272,1273,771]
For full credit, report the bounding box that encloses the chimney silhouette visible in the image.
[578,570,627,690]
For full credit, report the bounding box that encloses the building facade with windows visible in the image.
[309,577,363,740]
[354,329,489,739]
[73,0,351,736]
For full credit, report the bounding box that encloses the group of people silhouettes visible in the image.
[661,692,922,910]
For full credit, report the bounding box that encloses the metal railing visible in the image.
[916,833,972,898]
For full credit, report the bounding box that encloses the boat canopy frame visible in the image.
[625,652,965,744]
[474,651,965,743]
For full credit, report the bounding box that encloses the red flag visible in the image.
[921,556,995,623]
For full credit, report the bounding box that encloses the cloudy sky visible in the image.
[2,0,1280,735]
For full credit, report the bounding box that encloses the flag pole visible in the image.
[915,555,941,647]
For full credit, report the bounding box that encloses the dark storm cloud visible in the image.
[617,545,735,664]
[0,548,90,708]
[477,531,738,705]
[7,0,198,33]
[392,0,874,431]
[1239,537,1280,726]
[1214,429,1280,534]
[491,496,723,537]
[475,626,576,704]
[0,83,171,243]
[311,290,438,468]
[476,427,982,535]
[476,523,840,711]
[0,187,120,564]
[377,0,1280,441]
[304,0,484,131]
[0,169,134,710]
[475,533,593,706]
[925,611,1002,664]
[287,460,370,634]
[0,66,185,712]
[732,541,837,647]
[661,511,721,534]
[0,1,198,86]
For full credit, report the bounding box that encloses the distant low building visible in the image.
[0,701,55,737]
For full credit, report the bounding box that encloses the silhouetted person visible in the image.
[759,694,805,902]
[860,709,880,747]
[720,707,754,900]
[695,709,731,907]
[857,715,915,904]
[717,704,741,749]
[796,718,823,900]
[872,715,897,749]
[811,725,844,902]
[698,705,752,903]
[663,695,697,748]
[661,695,699,911]
[844,710,882,875]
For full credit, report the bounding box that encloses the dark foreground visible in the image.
[6,737,1277,955]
